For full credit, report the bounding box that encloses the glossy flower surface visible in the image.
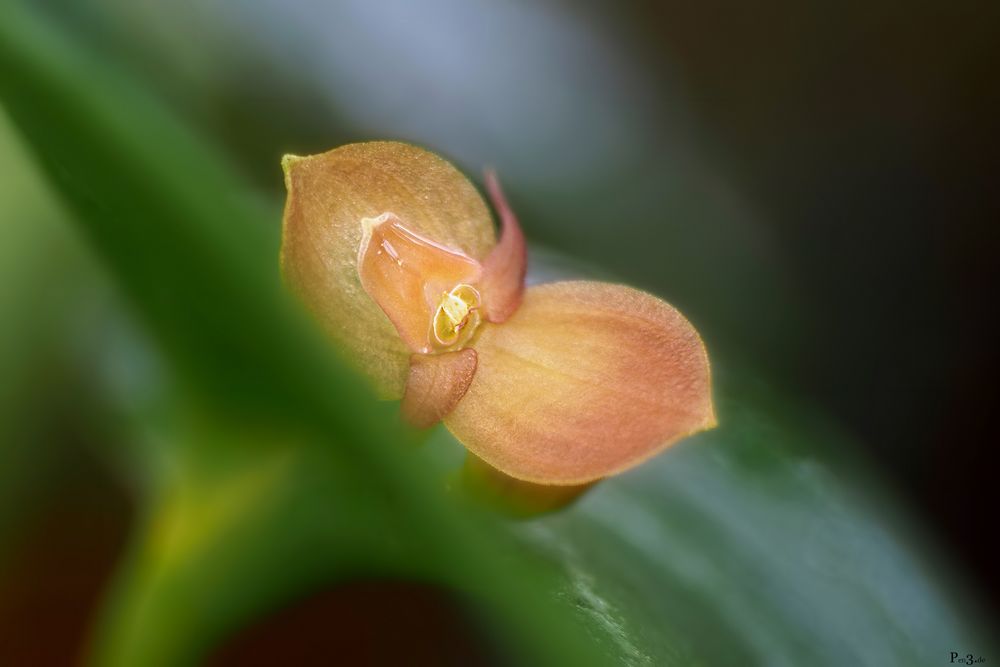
[281,142,715,485]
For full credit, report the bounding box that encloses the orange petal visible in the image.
[402,349,478,428]
[280,142,496,398]
[477,171,527,323]
[358,214,481,353]
[444,281,715,485]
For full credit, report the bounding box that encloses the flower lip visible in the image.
[355,171,528,357]
[357,212,483,354]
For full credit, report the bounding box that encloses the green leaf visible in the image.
[0,5,605,666]
[0,107,100,543]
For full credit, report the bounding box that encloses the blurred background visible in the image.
[2,1,998,665]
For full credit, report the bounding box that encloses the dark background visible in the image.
[629,1,1000,604]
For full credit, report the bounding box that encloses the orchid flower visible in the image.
[280,142,715,487]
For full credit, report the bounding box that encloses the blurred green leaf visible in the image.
[0,3,993,667]
[0,5,606,666]
[0,108,114,548]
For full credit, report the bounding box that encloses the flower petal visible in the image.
[358,213,481,353]
[401,349,478,428]
[478,171,527,323]
[280,142,496,397]
[444,281,715,485]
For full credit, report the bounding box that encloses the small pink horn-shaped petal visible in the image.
[444,281,715,485]
[402,349,479,428]
[477,171,527,323]
[280,142,496,398]
[358,214,482,353]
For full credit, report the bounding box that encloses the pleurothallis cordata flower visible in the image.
[280,141,715,489]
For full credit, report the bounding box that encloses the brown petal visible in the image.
[402,349,479,428]
[444,281,715,485]
[477,171,527,323]
[280,142,496,398]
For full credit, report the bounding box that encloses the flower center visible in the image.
[432,284,481,350]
